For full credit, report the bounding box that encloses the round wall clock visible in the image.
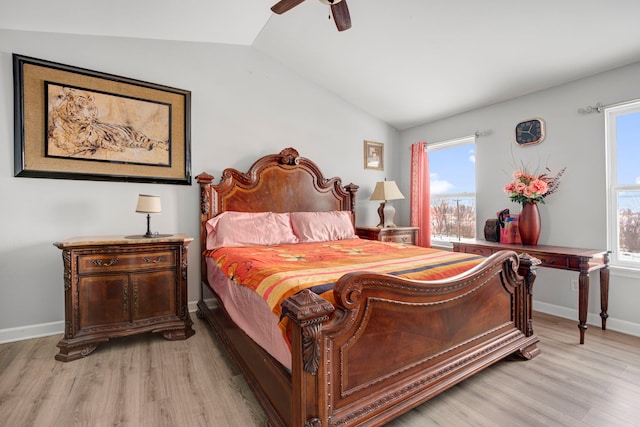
[515,118,545,146]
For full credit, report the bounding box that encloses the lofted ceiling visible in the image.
[2,0,640,130]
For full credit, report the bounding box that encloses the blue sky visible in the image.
[617,112,640,212]
[429,143,475,194]
[617,112,640,185]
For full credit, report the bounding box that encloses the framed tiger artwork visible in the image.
[13,54,191,185]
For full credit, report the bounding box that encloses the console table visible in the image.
[452,240,609,344]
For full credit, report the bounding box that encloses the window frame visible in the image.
[605,100,640,271]
[427,135,477,247]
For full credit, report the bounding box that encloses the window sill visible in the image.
[610,264,640,279]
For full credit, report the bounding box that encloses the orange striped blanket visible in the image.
[207,239,484,322]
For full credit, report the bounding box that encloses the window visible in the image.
[427,135,476,245]
[605,101,640,269]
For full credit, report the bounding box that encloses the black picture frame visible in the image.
[13,54,192,185]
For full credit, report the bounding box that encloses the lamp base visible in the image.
[125,234,173,239]
[376,202,397,228]
[143,232,173,238]
[382,202,397,228]
[376,202,385,228]
[126,213,172,239]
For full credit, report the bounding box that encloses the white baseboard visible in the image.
[0,300,201,345]
[0,321,65,345]
[533,300,640,338]
[188,300,199,316]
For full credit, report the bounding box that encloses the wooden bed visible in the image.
[196,147,540,427]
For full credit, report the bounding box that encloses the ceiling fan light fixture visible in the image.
[319,0,342,5]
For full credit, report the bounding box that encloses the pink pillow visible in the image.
[205,211,298,250]
[290,211,356,243]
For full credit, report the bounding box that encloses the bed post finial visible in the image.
[279,147,300,165]
[196,172,215,215]
[345,183,359,216]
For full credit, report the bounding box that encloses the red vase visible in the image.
[519,202,541,246]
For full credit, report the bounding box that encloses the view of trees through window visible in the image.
[427,136,476,243]
[617,191,640,263]
[431,195,476,242]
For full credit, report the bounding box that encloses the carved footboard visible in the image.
[284,251,540,426]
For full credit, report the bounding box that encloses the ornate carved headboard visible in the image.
[196,147,359,264]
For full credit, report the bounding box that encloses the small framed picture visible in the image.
[364,140,384,170]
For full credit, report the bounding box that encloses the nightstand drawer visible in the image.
[77,250,176,274]
[356,226,418,245]
[380,233,414,244]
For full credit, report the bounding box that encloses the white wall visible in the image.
[0,29,400,340]
[399,62,640,337]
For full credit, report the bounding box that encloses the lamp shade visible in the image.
[369,181,405,202]
[136,194,162,214]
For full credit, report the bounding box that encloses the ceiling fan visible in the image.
[271,0,352,32]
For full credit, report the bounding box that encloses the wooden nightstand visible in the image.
[53,234,195,361]
[356,226,419,245]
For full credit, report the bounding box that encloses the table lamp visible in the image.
[135,194,164,238]
[369,180,405,228]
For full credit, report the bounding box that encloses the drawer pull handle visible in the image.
[143,256,164,264]
[93,258,119,267]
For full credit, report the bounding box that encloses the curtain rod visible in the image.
[421,130,489,144]
[577,102,605,114]
[417,131,490,151]
[578,98,639,114]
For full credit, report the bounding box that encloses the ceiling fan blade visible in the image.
[331,1,351,31]
[271,0,306,14]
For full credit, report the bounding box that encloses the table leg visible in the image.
[599,254,610,330]
[577,264,590,344]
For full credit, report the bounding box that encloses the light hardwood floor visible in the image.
[1,312,639,426]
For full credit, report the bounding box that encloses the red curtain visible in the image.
[410,142,431,247]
